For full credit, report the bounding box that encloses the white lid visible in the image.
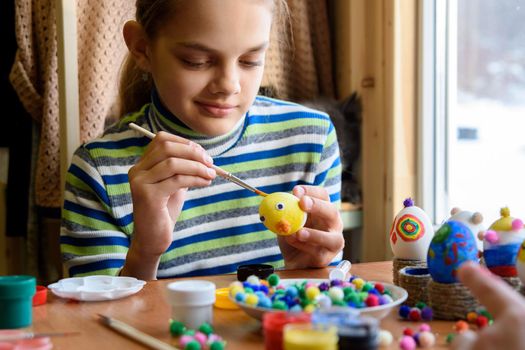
[166,280,216,306]
[329,269,346,281]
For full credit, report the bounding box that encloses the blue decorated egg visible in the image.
[427,220,478,283]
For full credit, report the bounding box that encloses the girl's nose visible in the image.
[208,64,241,96]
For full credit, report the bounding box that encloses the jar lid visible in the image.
[166,280,215,307]
[337,317,379,350]
[214,288,239,310]
[32,286,48,306]
[0,276,36,299]
[237,264,274,281]
[263,311,311,332]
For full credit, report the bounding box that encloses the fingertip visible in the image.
[293,185,306,198]
[296,229,309,242]
[300,196,313,211]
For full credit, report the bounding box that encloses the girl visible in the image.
[61,0,344,280]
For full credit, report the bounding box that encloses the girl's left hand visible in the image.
[277,185,345,269]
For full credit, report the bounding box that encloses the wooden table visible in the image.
[33,261,456,349]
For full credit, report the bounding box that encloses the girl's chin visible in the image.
[194,121,237,137]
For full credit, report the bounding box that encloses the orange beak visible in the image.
[276,220,291,235]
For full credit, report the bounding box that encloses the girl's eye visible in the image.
[182,59,210,68]
[275,203,285,210]
[260,216,266,222]
[240,60,263,67]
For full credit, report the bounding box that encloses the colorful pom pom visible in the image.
[409,307,422,321]
[484,230,499,244]
[476,315,489,328]
[378,330,393,346]
[399,305,411,318]
[399,335,417,350]
[418,331,436,348]
[454,320,469,333]
[421,306,433,321]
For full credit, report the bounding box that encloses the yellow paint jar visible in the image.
[283,323,338,350]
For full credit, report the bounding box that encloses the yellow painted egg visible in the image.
[259,192,307,236]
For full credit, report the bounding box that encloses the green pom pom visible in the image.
[343,287,355,296]
[362,283,373,292]
[199,322,213,335]
[446,333,455,344]
[183,329,196,336]
[415,301,427,309]
[332,300,346,307]
[185,340,202,350]
[169,321,186,336]
[210,341,225,350]
[272,300,287,310]
[267,274,280,287]
[479,309,493,321]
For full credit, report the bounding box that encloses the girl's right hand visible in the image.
[123,131,216,279]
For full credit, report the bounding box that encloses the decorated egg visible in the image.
[427,220,478,283]
[480,207,525,277]
[259,192,307,236]
[516,240,525,285]
[389,198,434,260]
[447,207,485,251]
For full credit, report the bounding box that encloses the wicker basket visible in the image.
[428,280,480,320]
[502,276,523,292]
[398,267,431,306]
[393,258,426,286]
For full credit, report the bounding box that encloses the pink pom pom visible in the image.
[179,335,194,348]
[419,323,431,332]
[418,331,436,348]
[399,335,417,350]
[484,230,499,244]
[512,219,524,231]
[194,332,207,347]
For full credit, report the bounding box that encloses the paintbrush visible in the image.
[0,331,80,342]
[98,314,179,350]
[129,122,268,196]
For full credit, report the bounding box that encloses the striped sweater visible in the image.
[61,94,342,278]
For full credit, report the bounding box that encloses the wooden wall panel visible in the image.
[333,0,418,261]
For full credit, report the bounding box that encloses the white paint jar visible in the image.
[166,280,216,329]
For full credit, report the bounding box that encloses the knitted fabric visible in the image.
[9,1,334,208]
[263,0,335,100]
[9,0,134,207]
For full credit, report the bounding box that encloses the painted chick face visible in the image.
[258,192,307,236]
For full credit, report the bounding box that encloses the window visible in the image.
[421,0,525,225]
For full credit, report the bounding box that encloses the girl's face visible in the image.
[146,0,273,136]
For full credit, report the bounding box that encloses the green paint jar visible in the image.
[0,275,36,329]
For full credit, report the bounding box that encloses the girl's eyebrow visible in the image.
[177,41,269,53]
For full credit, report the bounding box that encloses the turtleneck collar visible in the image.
[147,88,247,156]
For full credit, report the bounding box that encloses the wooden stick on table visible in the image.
[98,314,179,350]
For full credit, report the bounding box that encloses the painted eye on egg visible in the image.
[260,216,265,222]
[275,203,285,210]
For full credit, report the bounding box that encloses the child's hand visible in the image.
[277,185,345,269]
[124,131,215,278]
[451,261,525,350]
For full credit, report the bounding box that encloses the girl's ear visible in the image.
[123,20,152,72]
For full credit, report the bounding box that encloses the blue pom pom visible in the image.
[399,305,411,318]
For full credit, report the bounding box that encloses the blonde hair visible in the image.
[117,0,290,117]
